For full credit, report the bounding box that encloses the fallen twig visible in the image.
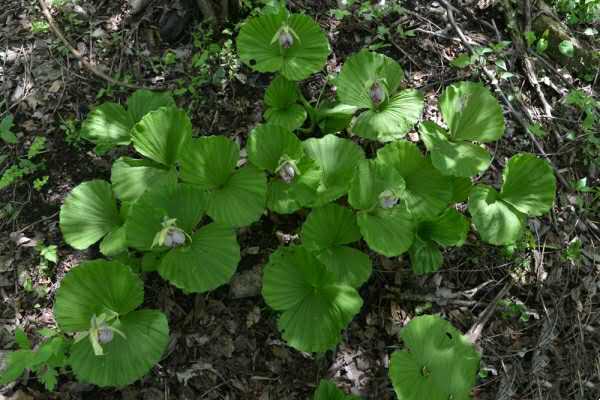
[38,0,153,90]
[439,0,570,190]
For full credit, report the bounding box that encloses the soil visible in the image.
[1,0,599,399]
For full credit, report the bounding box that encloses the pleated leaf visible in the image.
[60,180,122,250]
[81,102,134,148]
[264,75,307,130]
[247,124,304,173]
[303,134,365,206]
[420,121,492,178]
[357,206,416,257]
[68,310,169,388]
[237,12,330,81]
[111,157,177,203]
[376,141,453,219]
[313,379,362,400]
[54,260,144,332]
[439,81,505,142]
[131,107,191,167]
[158,223,240,293]
[468,185,525,245]
[262,246,363,353]
[389,315,480,400]
[500,153,556,216]
[126,90,175,123]
[125,184,208,251]
[302,204,361,251]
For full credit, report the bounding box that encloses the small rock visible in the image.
[229,265,262,299]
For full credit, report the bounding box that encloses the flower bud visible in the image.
[370,81,386,106]
[166,228,186,247]
[279,162,296,183]
[379,190,398,209]
[278,30,294,48]
[98,326,114,344]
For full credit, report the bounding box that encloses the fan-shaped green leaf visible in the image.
[500,153,556,216]
[336,51,404,109]
[450,177,473,204]
[81,103,135,148]
[302,204,361,251]
[389,315,480,400]
[468,185,525,245]
[262,246,363,353]
[357,206,415,257]
[316,246,372,288]
[126,90,175,123]
[418,208,469,247]
[408,237,443,274]
[267,157,322,214]
[348,159,406,211]
[60,180,122,250]
[352,89,424,142]
[420,121,491,177]
[439,81,505,142]
[54,260,144,332]
[111,157,177,203]
[264,75,307,130]
[180,136,239,189]
[158,223,240,293]
[131,107,191,166]
[316,103,358,135]
[376,142,453,219]
[247,124,304,173]
[125,184,207,251]
[99,226,128,257]
[69,309,168,387]
[207,165,267,227]
[313,379,362,400]
[303,135,365,205]
[237,12,330,81]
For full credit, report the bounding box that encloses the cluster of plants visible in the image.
[1,5,557,398]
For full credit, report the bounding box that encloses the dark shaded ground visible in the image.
[1,0,599,399]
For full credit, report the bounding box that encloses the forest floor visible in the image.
[0,0,599,399]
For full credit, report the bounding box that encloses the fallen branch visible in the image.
[38,0,153,90]
[439,0,570,190]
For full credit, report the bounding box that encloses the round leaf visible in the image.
[408,237,443,275]
[500,153,556,216]
[131,107,191,167]
[60,180,122,250]
[264,76,307,130]
[336,50,404,109]
[158,223,240,293]
[126,90,175,123]
[348,159,405,210]
[316,246,372,288]
[207,165,267,227]
[376,142,453,219]
[357,206,415,257]
[237,12,330,81]
[439,81,505,142]
[389,315,481,400]
[266,158,321,214]
[468,185,525,245]
[111,157,177,203]
[420,121,491,177]
[54,260,144,332]
[352,89,424,142]
[180,136,239,189]
[302,204,361,251]
[262,246,363,353]
[99,226,128,257]
[247,124,304,173]
[303,134,365,205]
[81,102,134,148]
[69,309,169,387]
[125,184,207,251]
[418,208,469,247]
